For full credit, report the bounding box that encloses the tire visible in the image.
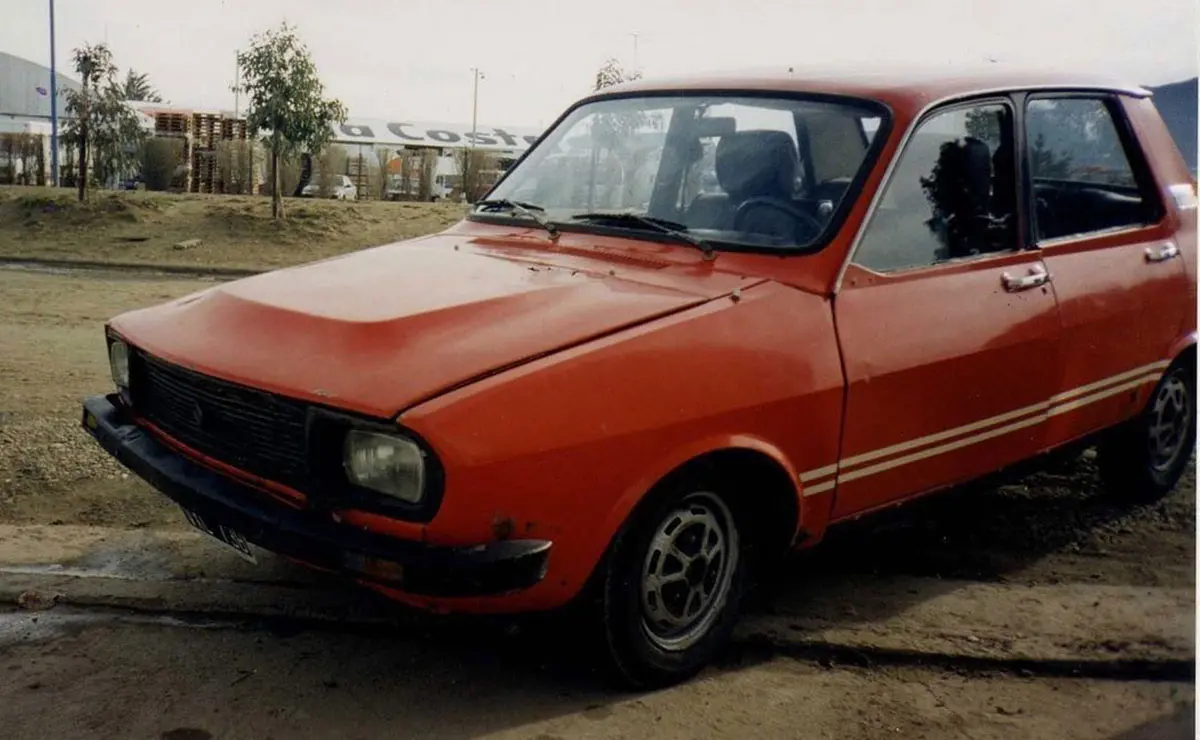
[1098,358,1196,502]
[598,480,749,689]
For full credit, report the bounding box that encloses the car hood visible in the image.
[110,235,749,417]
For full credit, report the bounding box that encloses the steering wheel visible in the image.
[733,197,825,244]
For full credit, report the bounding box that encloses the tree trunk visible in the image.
[271,145,280,220]
[77,90,88,202]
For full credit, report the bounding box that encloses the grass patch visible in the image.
[0,186,468,271]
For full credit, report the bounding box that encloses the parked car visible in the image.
[83,67,1196,688]
[302,174,357,200]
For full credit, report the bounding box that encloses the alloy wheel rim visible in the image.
[640,492,738,652]
[1148,373,1191,473]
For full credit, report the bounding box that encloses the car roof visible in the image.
[599,64,1150,111]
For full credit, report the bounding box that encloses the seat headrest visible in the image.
[715,130,798,199]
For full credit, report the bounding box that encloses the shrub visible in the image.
[140,137,184,191]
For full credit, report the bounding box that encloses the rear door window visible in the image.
[1024,97,1161,241]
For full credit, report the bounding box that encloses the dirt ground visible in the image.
[0,186,466,271]
[0,264,1194,739]
[0,610,1191,740]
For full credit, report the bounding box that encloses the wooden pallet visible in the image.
[189,150,218,194]
[154,113,191,135]
[220,119,248,141]
[192,114,218,151]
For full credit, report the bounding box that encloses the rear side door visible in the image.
[1024,94,1191,447]
[832,97,1062,519]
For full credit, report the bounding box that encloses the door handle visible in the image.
[1145,243,1180,263]
[1001,264,1050,292]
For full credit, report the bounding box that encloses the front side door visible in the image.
[831,98,1062,519]
[1023,94,1191,448]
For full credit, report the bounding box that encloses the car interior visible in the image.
[658,109,873,248]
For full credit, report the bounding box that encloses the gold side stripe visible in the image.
[802,480,836,496]
[796,362,1168,495]
[838,414,1046,484]
[798,464,838,483]
[838,399,1050,470]
[1049,361,1170,404]
[1047,373,1162,417]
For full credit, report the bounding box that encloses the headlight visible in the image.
[343,430,426,503]
[108,339,130,390]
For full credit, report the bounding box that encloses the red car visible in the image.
[83,67,1196,687]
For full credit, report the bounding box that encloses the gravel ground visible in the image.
[0,268,201,528]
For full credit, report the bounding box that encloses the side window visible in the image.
[855,102,1018,272]
[1025,97,1158,241]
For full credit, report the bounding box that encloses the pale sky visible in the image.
[4,0,1197,129]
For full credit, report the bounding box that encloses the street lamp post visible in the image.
[468,66,484,201]
[49,0,59,187]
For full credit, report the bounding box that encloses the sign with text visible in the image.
[334,119,544,151]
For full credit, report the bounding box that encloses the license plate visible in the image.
[181,507,257,564]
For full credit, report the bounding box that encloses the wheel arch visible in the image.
[601,437,806,567]
[1168,331,1197,371]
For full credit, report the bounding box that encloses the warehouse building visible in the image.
[0,51,79,184]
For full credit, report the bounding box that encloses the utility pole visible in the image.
[630,33,640,71]
[468,67,484,201]
[233,51,240,119]
[49,0,59,187]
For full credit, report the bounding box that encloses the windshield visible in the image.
[479,93,886,252]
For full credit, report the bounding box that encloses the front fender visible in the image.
[398,281,845,611]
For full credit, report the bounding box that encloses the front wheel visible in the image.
[1098,359,1196,501]
[599,484,748,688]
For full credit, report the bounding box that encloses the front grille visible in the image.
[130,352,311,490]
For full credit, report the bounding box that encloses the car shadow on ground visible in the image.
[744,452,1195,625]
[1107,704,1195,740]
[209,452,1193,697]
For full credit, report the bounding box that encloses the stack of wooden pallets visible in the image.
[144,110,253,194]
[190,150,218,194]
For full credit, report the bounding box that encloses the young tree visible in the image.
[63,43,115,201]
[120,70,162,102]
[62,44,148,200]
[236,23,347,219]
[89,82,149,188]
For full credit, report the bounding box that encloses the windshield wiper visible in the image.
[567,212,715,260]
[473,199,559,240]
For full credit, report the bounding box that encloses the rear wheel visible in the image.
[1098,359,1195,501]
[599,483,748,689]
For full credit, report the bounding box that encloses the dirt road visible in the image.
[0,607,1190,740]
[0,265,1194,739]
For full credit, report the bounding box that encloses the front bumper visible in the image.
[81,394,551,598]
